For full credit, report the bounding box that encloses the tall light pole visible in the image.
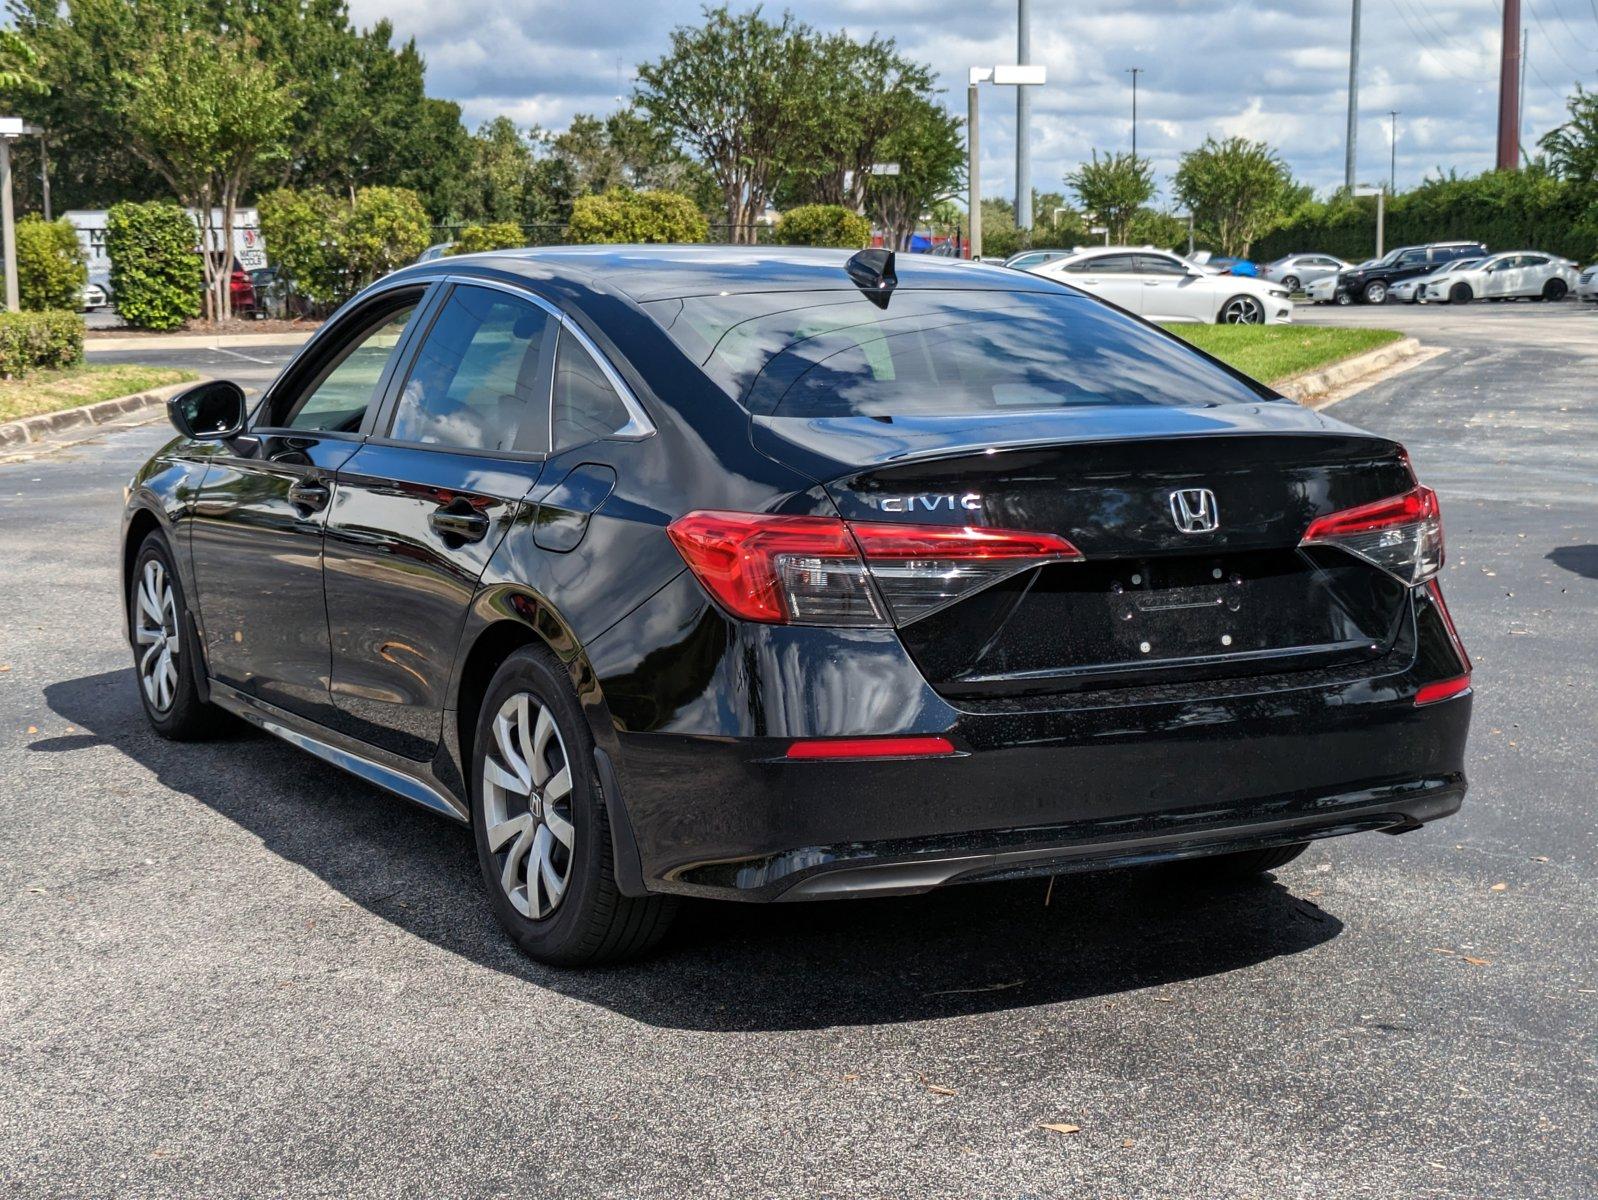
[1016,0,1032,229]
[1345,0,1361,191]
[0,118,40,313]
[1496,0,1521,170]
[1388,110,1399,194]
[1127,67,1142,160]
[969,65,1048,259]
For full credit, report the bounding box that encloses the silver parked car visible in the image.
[1261,253,1350,293]
[1576,264,1598,302]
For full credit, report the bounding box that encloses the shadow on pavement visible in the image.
[1546,544,1598,580]
[43,668,1344,1032]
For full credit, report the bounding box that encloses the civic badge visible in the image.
[1170,488,1219,534]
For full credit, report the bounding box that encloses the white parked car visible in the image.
[1261,253,1350,293]
[1419,251,1581,304]
[1028,247,1293,324]
[79,282,109,311]
[1392,258,1485,303]
[1576,264,1598,302]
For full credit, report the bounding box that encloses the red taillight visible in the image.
[785,736,956,760]
[1300,485,1443,585]
[667,510,1081,627]
[1415,674,1471,706]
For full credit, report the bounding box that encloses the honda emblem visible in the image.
[1170,488,1220,534]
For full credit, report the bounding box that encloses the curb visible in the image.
[1274,336,1425,406]
[85,330,316,352]
[0,381,196,449]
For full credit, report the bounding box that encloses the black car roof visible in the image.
[394,244,1068,304]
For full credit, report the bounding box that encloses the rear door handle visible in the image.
[287,479,330,512]
[429,506,490,544]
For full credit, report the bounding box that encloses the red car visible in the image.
[230,264,257,317]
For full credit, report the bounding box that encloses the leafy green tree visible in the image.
[447,222,526,254]
[566,188,707,244]
[1540,85,1598,184]
[1174,137,1297,257]
[0,27,43,94]
[773,204,871,247]
[120,29,296,321]
[636,6,820,241]
[865,96,964,250]
[1128,208,1190,251]
[341,186,431,287]
[1065,152,1155,244]
[15,216,88,311]
[106,200,202,331]
[463,118,537,223]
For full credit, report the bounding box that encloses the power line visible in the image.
[1386,0,1495,82]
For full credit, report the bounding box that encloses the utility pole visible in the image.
[968,78,982,259]
[1388,110,1399,194]
[39,134,50,221]
[1016,0,1032,230]
[1345,0,1361,191]
[1127,68,1142,160]
[1518,28,1528,163]
[1496,0,1521,170]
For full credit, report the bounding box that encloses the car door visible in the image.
[1516,254,1551,296]
[187,286,427,724]
[1480,255,1520,297]
[319,281,558,761]
[1134,253,1210,321]
[1054,253,1143,313]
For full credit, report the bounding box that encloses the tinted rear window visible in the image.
[643,289,1270,418]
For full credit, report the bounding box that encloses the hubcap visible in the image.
[134,559,180,712]
[1222,297,1263,324]
[481,692,575,919]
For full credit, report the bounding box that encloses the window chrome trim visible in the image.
[441,273,657,442]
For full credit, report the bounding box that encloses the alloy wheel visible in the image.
[134,559,181,712]
[481,692,576,920]
[1220,296,1264,324]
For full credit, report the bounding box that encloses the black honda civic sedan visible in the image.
[121,246,1472,964]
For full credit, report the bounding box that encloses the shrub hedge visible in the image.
[447,222,526,254]
[0,310,86,378]
[566,189,708,244]
[773,204,872,248]
[106,202,203,331]
[16,216,89,312]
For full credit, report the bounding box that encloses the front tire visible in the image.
[1448,282,1474,305]
[1219,295,1265,324]
[471,646,677,966]
[1281,274,1300,293]
[1361,280,1388,305]
[130,532,224,740]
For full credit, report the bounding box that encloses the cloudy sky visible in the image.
[350,0,1594,203]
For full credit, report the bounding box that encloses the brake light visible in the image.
[1299,485,1443,585]
[666,511,1081,627]
[1415,674,1471,706]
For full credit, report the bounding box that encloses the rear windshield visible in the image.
[642,289,1271,418]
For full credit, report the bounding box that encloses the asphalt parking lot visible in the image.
[2,305,1594,1198]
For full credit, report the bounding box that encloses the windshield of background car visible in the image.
[642,288,1271,418]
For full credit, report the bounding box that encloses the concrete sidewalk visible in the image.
[85,329,316,353]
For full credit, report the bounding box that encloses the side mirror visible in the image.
[167,380,247,440]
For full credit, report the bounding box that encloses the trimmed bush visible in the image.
[566,188,708,244]
[0,310,86,378]
[106,202,202,331]
[342,187,432,288]
[773,204,871,248]
[258,186,346,306]
[447,222,527,255]
[16,217,89,312]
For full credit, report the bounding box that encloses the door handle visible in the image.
[287,479,330,512]
[429,506,491,544]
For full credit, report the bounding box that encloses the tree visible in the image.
[0,28,43,94]
[120,29,296,322]
[635,6,820,241]
[1540,85,1598,184]
[464,118,538,224]
[1174,137,1297,257]
[15,216,87,310]
[865,96,964,250]
[1065,152,1155,244]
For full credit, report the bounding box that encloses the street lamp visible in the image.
[0,117,42,313]
[1353,185,1385,258]
[967,64,1047,259]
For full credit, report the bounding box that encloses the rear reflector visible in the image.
[1415,674,1471,706]
[785,736,956,760]
[1300,485,1443,586]
[667,510,1081,627]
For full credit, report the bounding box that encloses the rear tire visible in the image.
[1361,280,1388,305]
[1178,842,1309,882]
[1542,278,1567,301]
[471,646,677,966]
[1448,282,1474,305]
[129,531,224,741]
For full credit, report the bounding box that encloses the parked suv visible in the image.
[1336,242,1487,305]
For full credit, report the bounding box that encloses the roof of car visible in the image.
[396,244,1068,303]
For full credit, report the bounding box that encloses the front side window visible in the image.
[1066,254,1137,274]
[643,288,1272,418]
[388,285,554,453]
[283,303,417,432]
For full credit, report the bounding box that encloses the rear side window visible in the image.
[643,289,1271,418]
[553,332,633,452]
[388,285,554,453]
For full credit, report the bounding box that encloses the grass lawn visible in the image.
[1164,325,1405,385]
[0,364,198,425]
